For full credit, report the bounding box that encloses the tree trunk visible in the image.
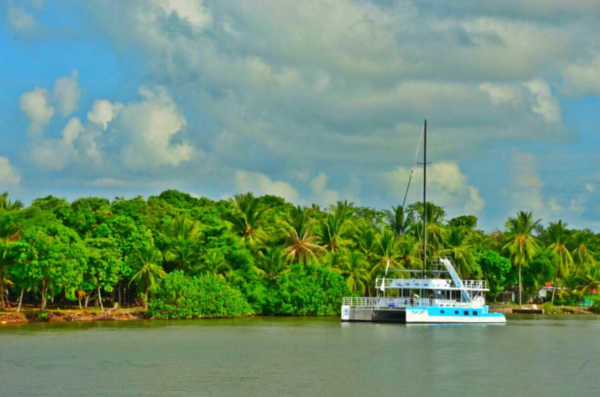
[118,285,122,307]
[145,289,149,310]
[0,275,5,310]
[518,264,522,307]
[97,287,104,311]
[17,288,24,313]
[40,282,48,311]
[551,273,558,304]
[85,294,90,309]
[78,297,82,310]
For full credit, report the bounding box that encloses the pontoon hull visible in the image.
[342,305,506,324]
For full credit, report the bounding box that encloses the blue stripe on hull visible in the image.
[406,306,506,323]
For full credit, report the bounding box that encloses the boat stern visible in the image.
[406,306,506,324]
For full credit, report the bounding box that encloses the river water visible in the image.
[0,315,598,397]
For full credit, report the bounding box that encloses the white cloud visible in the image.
[117,86,194,170]
[53,71,81,117]
[548,197,563,213]
[524,80,561,123]
[233,170,299,202]
[29,117,84,171]
[310,173,340,206]
[291,170,309,182]
[61,117,84,146]
[509,151,547,215]
[87,99,123,130]
[91,0,576,184]
[563,54,600,96]
[7,7,36,33]
[0,156,20,185]
[19,87,54,134]
[152,0,212,33]
[383,161,485,215]
[585,183,595,192]
[512,151,543,190]
[479,83,521,106]
[509,152,589,219]
[89,178,138,188]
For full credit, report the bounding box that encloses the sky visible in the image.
[1,0,600,231]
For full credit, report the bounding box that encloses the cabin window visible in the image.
[473,311,478,316]
[454,311,458,315]
[464,311,469,316]
[440,310,445,314]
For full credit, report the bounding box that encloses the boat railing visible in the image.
[342,297,380,307]
[342,297,483,309]
[375,278,487,290]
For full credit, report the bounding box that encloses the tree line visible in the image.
[0,190,599,317]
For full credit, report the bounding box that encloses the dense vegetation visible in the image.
[1,190,599,318]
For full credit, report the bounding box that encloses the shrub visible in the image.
[148,271,252,319]
[265,264,350,316]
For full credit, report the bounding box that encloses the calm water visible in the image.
[0,315,598,397]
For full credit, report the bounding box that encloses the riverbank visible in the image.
[490,303,597,315]
[0,307,145,324]
[2,303,598,325]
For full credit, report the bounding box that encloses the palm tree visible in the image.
[503,211,541,306]
[442,227,476,279]
[195,250,231,280]
[0,216,19,310]
[571,230,595,276]
[396,234,422,271]
[331,200,356,221]
[371,230,400,277]
[556,273,585,304]
[0,243,11,310]
[546,221,574,304]
[353,222,378,262]
[224,193,270,249]
[284,206,315,240]
[284,226,326,265]
[581,264,600,306]
[129,245,166,309]
[382,205,410,236]
[317,201,355,253]
[281,206,325,265]
[333,251,370,294]
[0,192,23,212]
[255,246,289,282]
[164,216,201,272]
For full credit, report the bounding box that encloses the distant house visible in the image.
[494,291,515,304]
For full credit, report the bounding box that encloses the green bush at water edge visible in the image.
[148,271,252,319]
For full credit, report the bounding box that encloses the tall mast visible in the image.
[423,119,427,280]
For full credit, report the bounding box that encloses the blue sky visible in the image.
[1,0,600,231]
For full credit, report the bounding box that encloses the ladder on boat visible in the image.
[440,258,472,303]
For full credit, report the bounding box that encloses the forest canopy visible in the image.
[1,190,599,316]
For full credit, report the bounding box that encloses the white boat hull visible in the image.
[405,307,506,324]
[341,305,506,324]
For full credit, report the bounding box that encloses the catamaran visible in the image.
[341,120,506,324]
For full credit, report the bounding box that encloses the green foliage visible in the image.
[476,250,511,297]
[148,271,252,319]
[265,264,350,315]
[18,222,87,310]
[3,188,600,314]
[85,237,122,293]
[449,215,478,230]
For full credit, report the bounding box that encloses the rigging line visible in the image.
[401,125,425,209]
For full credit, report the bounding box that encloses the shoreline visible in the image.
[0,308,146,324]
[2,305,597,325]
